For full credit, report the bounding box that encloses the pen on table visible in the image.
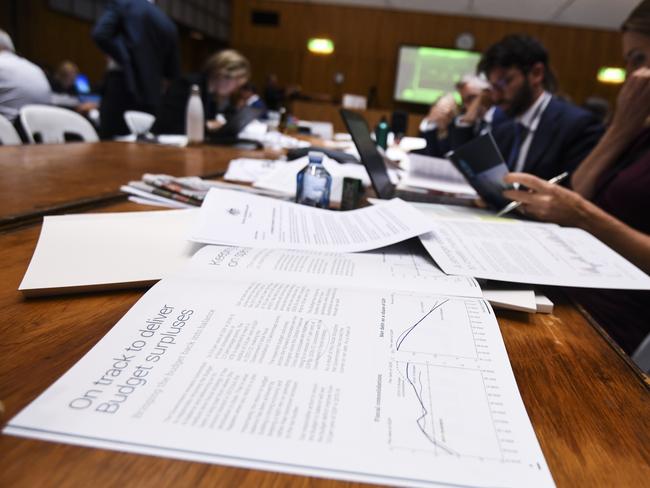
[496,171,570,217]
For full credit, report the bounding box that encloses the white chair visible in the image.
[0,114,21,145]
[20,104,98,144]
[124,110,156,137]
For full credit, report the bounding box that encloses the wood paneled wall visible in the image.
[232,1,624,110]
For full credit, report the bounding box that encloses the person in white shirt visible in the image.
[0,30,52,124]
[417,75,489,157]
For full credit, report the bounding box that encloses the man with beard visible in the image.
[477,34,604,179]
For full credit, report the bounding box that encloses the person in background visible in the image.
[50,61,80,95]
[502,0,650,358]
[0,29,51,126]
[153,49,251,134]
[581,96,611,125]
[419,75,506,157]
[417,92,458,157]
[92,0,180,139]
[204,49,251,124]
[477,34,604,179]
[237,82,267,117]
[263,73,285,111]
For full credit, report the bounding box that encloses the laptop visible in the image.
[339,109,474,205]
[205,106,263,148]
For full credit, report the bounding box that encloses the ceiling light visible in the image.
[307,38,334,55]
[597,67,625,84]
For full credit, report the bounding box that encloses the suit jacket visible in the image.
[449,106,509,150]
[92,0,179,110]
[493,97,604,179]
[415,127,452,158]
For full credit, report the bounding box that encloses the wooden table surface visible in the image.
[0,199,648,487]
[0,140,648,487]
[0,142,277,228]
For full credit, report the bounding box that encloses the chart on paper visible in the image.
[382,294,541,469]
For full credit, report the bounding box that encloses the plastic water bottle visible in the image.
[296,151,332,208]
[186,84,204,144]
[375,116,389,150]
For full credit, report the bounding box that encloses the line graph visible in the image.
[396,299,449,351]
[389,361,505,461]
[389,294,479,359]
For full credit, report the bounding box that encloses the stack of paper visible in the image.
[6,243,556,488]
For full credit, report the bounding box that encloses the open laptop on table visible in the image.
[205,106,263,148]
[339,109,475,204]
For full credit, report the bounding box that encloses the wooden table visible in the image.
[0,143,648,487]
[0,142,277,228]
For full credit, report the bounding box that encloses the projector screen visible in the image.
[394,45,482,105]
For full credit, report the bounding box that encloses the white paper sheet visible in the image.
[399,153,476,196]
[420,220,650,289]
[482,285,537,313]
[190,189,433,253]
[19,209,202,295]
[6,245,554,488]
[224,158,279,183]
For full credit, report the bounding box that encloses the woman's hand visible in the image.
[609,67,650,139]
[502,173,591,227]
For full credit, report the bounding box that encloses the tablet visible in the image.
[446,132,511,209]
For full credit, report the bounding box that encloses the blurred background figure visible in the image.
[418,74,498,157]
[263,73,285,111]
[204,49,251,127]
[581,96,612,125]
[237,82,267,116]
[50,61,80,95]
[153,49,251,134]
[92,0,180,139]
[417,93,458,156]
[0,29,51,126]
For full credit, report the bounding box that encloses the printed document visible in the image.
[190,188,433,252]
[420,219,650,289]
[400,153,477,197]
[6,245,554,488]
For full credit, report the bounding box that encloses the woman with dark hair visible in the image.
[502,0,650,359]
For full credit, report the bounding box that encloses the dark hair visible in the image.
[478,34,557,92]
[622,0,650,35]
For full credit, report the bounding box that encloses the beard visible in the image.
[505,81,534,117]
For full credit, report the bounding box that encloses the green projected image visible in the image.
[394,46,482,105]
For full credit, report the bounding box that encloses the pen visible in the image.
[496,171,569,217]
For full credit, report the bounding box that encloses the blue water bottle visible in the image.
[296,151,332,208]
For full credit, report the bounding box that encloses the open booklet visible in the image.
[6,244,554,488]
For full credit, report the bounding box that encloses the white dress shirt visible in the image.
[0,51,52,122]
[512,91,552,172]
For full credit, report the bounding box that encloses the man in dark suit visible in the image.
[475,34,604,180]
[92,0,179,139]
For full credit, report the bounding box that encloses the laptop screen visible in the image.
[339,109,394,199]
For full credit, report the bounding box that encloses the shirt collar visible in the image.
[516,91,551,131]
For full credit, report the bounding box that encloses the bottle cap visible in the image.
[308,151,325,162]
[191,84,200,95]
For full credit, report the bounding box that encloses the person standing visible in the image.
[92,0,180,139]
